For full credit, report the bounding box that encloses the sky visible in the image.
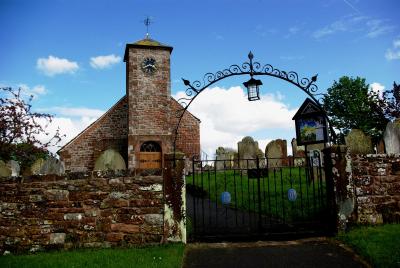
[0,0,399,157]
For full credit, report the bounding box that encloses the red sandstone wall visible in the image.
[0,172,164,254]
[352,154,400,224]
[59,97,128,172]
[170,98,201,160]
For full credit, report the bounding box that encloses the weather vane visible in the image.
[143,16,153,38]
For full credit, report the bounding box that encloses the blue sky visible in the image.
[1,0,399,156]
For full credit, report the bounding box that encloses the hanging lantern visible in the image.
[243,77,262,101]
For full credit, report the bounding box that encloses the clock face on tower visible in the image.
[141,57,157,74]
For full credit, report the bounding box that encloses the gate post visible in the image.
[163,153,186,243]
[323,145,355,233]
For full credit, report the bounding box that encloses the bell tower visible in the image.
[123,37,173,169]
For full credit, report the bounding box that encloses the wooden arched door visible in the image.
[139,141,162,169]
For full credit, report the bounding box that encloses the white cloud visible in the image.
[369,82,385,98]
[312,15,394,40]
[174,86,298,157]
[18,84,47,99]
[37,55,79,76]
[394,39,400,48]
[385,38,400,61]
[35,107,105,154]
[41,107,105,118]
[365,19,395,38]
[313,19,348,39]
[90,54,121,69]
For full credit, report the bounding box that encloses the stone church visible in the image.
[58,37,200,172]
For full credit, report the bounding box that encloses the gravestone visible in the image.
[345,129,373,155]
[0,160,12,177]
[215,147,236,170]
[291,138,306,166]
[30,157,65,175]
[383,119,400,154]
[265,139,288,168]
[94,149,126,171]
[8,160,20,176]
[237,136,263,168]
[376,139,386,154]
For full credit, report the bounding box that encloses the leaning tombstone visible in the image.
[291,138,306,166]
[0,160,12,177]
[383,119,400,154]
[265,139,287,168]
[345,129,374,155]
[237,136,262,168]
[28,156,65,175]
[8,160,20,176]
[215,147,236,170]
[94,149,126,171]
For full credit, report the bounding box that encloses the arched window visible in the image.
[139,141,162,169]
[140,141,162,152]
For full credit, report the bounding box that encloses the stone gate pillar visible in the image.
[323,145,355,232]
[163,153,186,243]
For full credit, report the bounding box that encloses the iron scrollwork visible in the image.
[173,52,334,158]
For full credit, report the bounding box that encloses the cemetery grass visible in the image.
[0,243,185,268]
[337,224,400,268]
[187,168,327,221]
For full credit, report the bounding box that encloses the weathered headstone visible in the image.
[265,139,288,168]
[0,160,12,177]
[345,129,373,155]
[8,160,20,176]
[291,138,305,157]
[94,149,126,171]
[383,119,400,154]
[215,147,236,170]
[291,138,306,166]
[376,139,386,154]
[29,157,65,175]
[237,136,263,168]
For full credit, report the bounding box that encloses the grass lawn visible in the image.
[337,224,400,268]
[187,167,328,222]
[0,243,185,268]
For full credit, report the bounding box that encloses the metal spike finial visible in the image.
[248,51,254,60]
[311,74,318,82]
[143,16,152,38]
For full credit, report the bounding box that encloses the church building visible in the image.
[58,37,200,172]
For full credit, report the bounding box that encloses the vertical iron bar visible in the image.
[311,158,317,219]
[224,160,228,230]
[256,157,262,232]
[280,168,285,224]
[273,169,278,221]
[289,161,294,223]
[247,159,251,228]
[207,163,211,226]
[234,169,238,226]
[298,165,304,220]
[214,160,218,231]
[305,155,311,219]
[200,160,205,232]
[241,168,244,225]
[192,158,197,236]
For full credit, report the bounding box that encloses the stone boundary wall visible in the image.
[324,146,400,231]
[352,154,400,224]
[0,171,165,254]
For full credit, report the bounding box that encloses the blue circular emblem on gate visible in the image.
[288,188,297,202]
[221,191,231,205]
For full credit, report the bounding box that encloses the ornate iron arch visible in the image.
[173,52,335,157]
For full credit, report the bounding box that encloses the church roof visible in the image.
[124,37,173,61]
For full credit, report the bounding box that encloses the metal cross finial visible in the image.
[144,16,152,38]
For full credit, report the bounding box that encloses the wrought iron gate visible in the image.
[186,154,335,242]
